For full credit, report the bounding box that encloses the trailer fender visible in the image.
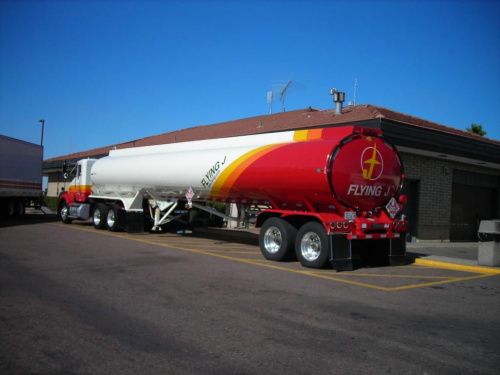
[256,210,342,232]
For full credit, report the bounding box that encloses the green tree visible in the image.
[466,123,487,136]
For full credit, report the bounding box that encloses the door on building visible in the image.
[450,171,499,242]
[400,179,419,242]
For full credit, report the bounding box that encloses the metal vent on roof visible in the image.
[330,88,345,115]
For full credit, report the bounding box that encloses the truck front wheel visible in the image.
[259,217,297,261]
[93,203,108,230]
[60,201,72,224]
[295,222,330,269]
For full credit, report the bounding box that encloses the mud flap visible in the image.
[126,211,145,233]
[115,207,128,231]
[389,236,407,266]
[329,235,354,271]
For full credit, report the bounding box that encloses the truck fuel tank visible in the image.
[90,126,404,213]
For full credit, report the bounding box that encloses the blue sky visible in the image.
[1,0,499,160]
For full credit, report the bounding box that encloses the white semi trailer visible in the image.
[0,135,43,218]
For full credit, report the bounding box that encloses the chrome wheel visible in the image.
[300,231,322,262]
[61,205,69,221]
[60,201,72,224]
[263,226,282,254]
[259,217,297,261]
[295,222,330,269]
[93,203,109,230]
[107,208,116,229]
[93,208,102,226]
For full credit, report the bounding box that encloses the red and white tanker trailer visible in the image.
[58,126,408,270]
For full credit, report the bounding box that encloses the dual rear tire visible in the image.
[1,199,26,219]
[260,217,297,261]
[295,222,330,269]
[93,203,121,231]
[259,218,330,269]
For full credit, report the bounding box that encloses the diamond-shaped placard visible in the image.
[385,197,400,219]
[185,187,195,202]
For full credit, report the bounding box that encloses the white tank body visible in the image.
[91,148,250,197]
[90,131,296,200]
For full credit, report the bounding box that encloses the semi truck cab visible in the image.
[59,159,96,223]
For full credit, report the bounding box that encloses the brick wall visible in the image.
[401,152,499,241]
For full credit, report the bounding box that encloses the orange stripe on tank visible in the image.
[67,185,93,194]
[211,144,284,198]
[293,129,323,141]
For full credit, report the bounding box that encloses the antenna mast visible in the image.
[280,80,292,112]
[267,91,275,114]
[353,78,358,105]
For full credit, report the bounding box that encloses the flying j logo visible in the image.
[361,143,383,181]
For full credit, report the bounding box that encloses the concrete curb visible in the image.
[410,257,500,274]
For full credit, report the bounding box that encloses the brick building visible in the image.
[43,104,500,242]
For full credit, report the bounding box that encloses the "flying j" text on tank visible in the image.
[201,157,226,188]
[347,184,391,197]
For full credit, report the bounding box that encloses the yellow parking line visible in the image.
[414,258,500,275]
[386,274,493,291]
[314,273,455,279]
[302,271,493,291]
[52,223,499,291]
[209,250,258,255]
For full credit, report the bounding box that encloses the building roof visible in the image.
[44,104,500,164]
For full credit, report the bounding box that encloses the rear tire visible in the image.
[106,204,121,232]
[295,222,331,269]
[93,203,109,230]
[16,200,25,217]
[259,217,297,261]
[7,201,15,218]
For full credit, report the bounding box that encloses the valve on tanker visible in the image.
[185,202,193,209]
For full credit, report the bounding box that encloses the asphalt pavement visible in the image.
[26,207,500,271]
[2,210,500,374]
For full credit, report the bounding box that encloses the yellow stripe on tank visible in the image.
[211,130,325,199]
[67,185,93,194]
[293,128,323,141]
[211,144,284,198]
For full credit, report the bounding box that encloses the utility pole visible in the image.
[38,119,45,146]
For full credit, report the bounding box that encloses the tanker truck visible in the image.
[58,126,408,270]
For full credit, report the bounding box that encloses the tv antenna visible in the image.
[279,80,292,112]
[271,79,293,112]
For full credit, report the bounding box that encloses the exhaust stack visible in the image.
[330,88,345,115]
